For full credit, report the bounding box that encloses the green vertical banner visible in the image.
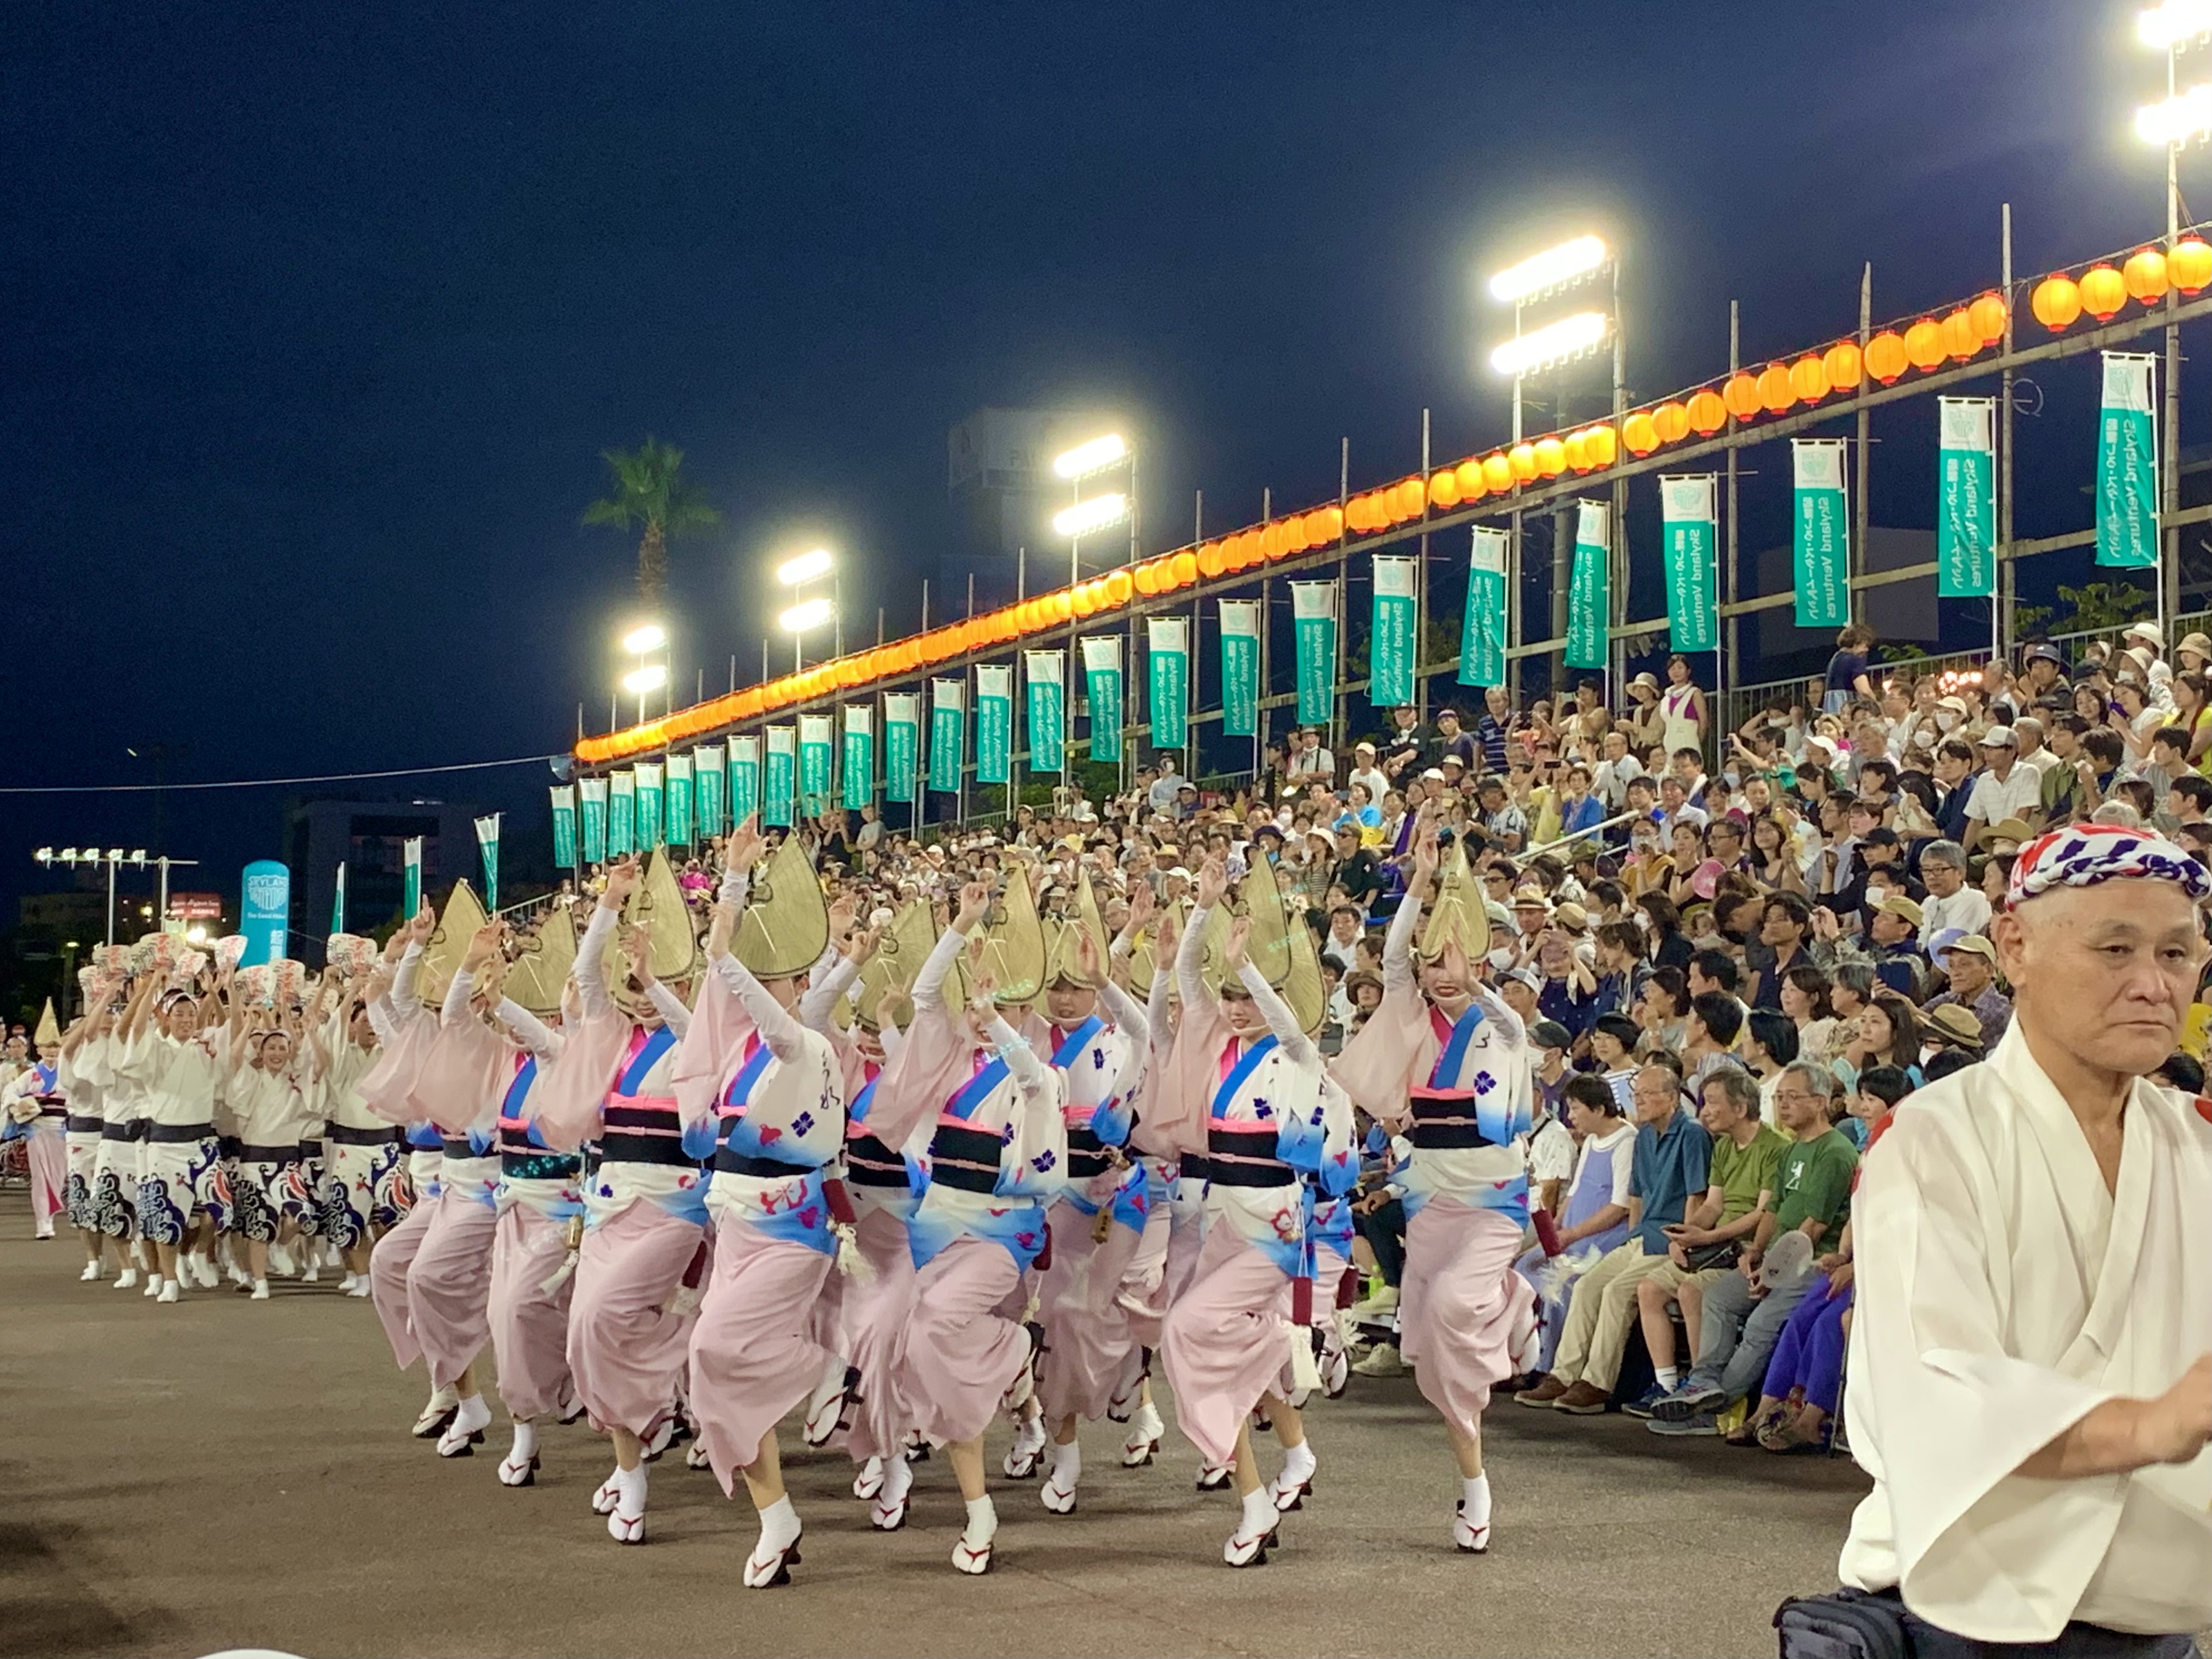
[842,705,873,810]
[579,777,607,864]
[763,727,796,827]
[1370,555,1418,706]
[1937,398,1998,597]
[727,736,760,829]
[1025,651,1066,773]
[402,836,423,915]
[883,693,920,803]
[1291,582,1336,726]
[1147,617,1189,750]
[2097,351,2159,569]
[975,664,1013,785]
[474,813,501,911]
[1081,638,1123,763]
[608,771,635,856]
[1659,476,1719,653]
[928,679,965,793]
[693,743,726,840]
[634,761,664,850]
[1564,501,1610,671]
[549,785,577,870]
[1218,599,1260,738]
[331,861,347,935]
[1459,528,1509,687]
[664,751,694,847]
[798,715,833,817]
[1792,440,1851,627]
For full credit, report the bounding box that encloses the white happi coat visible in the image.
[1839,1024,2210,1641]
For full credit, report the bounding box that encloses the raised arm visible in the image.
[495,1000,564,1062]
[1237,961,1316,1065]
[915,880,992,1017]
[575,860,637,1019]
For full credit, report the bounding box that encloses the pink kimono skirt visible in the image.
[565,1200,707,1439]
[896,1234,1028,1447]
[488,1205,576,1421]
[1035,1196,1145,1424]
[1159,1223,1294,1468]
[687,1214,835,1492]
[402,1189,498,1391]
[1398,1198,1531,1432]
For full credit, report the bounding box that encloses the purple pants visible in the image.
[1760,1279,1852,1413]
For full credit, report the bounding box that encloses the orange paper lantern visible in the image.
[1562,430,1591,472]
[1533,436,1567,477]
[1789,354,1830,403]
[1823,340,1863,391]
[2030,273,2081,331]
[1723,372,1761,420]
[1758,362,1796,414]
[1622,411,1659,456]
[2124,247,2169,303]
[1454,459,1486,500]
[1396,477,1427,520]
[1196,542,1223,579]
[1584,424,1618,468]
[1133,563,1158,596]
[1051,591,1074,622]
[1903,319,1945,371]
[1429,468,1461,508]
[1105,570,1133,605]
[1940,308,1979,362]
[1968,291,2008,345]
[1266,526,1294,562]
[1171,551,1198,586]
[1508,443,1539,482]
[1302,509,1333,546]
[1653,401,1691,444]
[2078,264,2126,321]
[1865,330,1909,384]
[1687,389,1727,436]
[2169,236,2211,294]
[1344,494,1373,534]
[1482,453,1514,494]
[1071,583,1095,615]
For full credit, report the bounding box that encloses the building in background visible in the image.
[283,797,484,940]
[946,407,1124,607]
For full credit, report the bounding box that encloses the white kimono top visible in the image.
[1840,1024,2210,1640]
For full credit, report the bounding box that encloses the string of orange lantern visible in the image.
[575,227,2212,768]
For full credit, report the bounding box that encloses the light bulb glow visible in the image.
[1490,311,1612,378]
[1488,235,1609,303]
[779,597,836,634]
[621,622,666,655]
[2140,0,2212,49]
[1052,493,1130,538]
[621,663,669,695]
[2138,82,2212,143]
[775,548,834,586]
[1052,433,1128,479]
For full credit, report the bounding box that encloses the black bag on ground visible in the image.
[1774,1589,1910,1659]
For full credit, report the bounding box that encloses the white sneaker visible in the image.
[156,1280,179,1304]
[114,1268,139,1290]
[80,1261,102,1282]
[144,1274,165,1298]
[346,1277,372,1298]
[302,1264,320,1284]
[339,1273,359,1294]
[1352,1342,1405,1377]
[1347,1285,1399,1320]
[250,1280,271,1301]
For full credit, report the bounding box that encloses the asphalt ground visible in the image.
[0,1190,1870,1658]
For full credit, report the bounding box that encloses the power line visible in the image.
[0,754,556,796]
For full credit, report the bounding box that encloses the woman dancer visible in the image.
[1335,819,1537,1555]
[225,1015,318,1301]
[114,974,230,1303]
[676,822,846,1583]
[874,878,1069,1575]
[308,983,396,1298]
[1158,857,1353,1567]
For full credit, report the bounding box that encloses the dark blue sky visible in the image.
[0,1,2191,902]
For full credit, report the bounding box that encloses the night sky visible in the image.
[0,1,2194,912]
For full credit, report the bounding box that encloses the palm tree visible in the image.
[583,437,721,605]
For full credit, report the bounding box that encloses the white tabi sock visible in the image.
[510,1422,539,1465]
[755,1494,801,1552]
[1655,1366,1680,1391]
[962,1494,997,1548]
[450,1393,493,1439]
[1461,1472,1492,1530]
[1050,1440,1081,1486]
[614,1462,648,1518]
[1280,1440,1316,1487]
[1239,1486,1276,1540]
[880,1449,913,1506]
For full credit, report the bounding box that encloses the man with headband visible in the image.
[1810,823,2210,1654]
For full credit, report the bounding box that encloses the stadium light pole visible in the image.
[775,548,837,671]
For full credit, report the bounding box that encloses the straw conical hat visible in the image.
[35,998,60,1048]
[418,880,489,1009]
[954,865,1047,1008]
[1044,868,1112,988]
[621,850,703,984]
[502,907,577,1018]
[1281,915,1328,1037]
[1417,840,1491,964]
[1124,894,1191,1001]
[846,899,935,1030]
[727,834,828,980]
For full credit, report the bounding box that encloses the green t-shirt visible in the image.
[1773,1128,1859,1238]
[1708,1123,1789,1224]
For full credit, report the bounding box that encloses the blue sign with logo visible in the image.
[240,860,290,968]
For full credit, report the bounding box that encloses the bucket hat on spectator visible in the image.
[1924,1003,1987,1050]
